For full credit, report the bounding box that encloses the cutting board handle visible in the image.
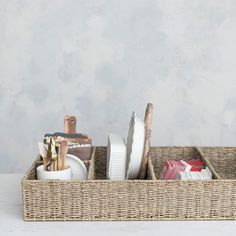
[64,115,77,134]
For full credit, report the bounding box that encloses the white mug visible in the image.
[37,165,72,180]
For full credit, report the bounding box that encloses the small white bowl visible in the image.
[37,165,72,180]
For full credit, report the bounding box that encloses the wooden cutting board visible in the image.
[138,103,153,179]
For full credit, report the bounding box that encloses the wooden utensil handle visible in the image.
[53,160,56,171]
[61,155,65,170]
[57,156,60,171]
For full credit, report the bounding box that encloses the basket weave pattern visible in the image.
[22,147,236,221]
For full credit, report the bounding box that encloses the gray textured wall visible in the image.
[0,0,236,172]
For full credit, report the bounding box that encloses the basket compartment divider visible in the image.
[195,147,221,179]
[196,147,236,180]
[147,156,157,180]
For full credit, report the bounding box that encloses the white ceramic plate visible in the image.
[126,112,145,179]
[66,154,87,180]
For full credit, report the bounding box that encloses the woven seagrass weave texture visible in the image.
[22,146,236,221]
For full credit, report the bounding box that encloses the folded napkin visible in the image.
[160,159,212,180]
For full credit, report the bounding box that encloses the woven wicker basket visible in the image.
[22,146,236,221]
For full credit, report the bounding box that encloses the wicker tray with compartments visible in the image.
[22,146,236,221]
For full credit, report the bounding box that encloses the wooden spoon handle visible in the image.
[53,160,56,171]
[57,156,60,171]
[61,154,65,170]
[61,140,68,170]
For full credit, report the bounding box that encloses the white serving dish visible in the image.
[126,112,145,179]
[107,133,127,180]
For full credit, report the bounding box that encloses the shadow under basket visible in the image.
[22,146,236,221]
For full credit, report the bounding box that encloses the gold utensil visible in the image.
[38,142,49,170]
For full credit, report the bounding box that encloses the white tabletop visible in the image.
[0,174,236,236]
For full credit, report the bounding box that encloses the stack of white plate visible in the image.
[107,133,127,180]
[107,112,145,180]
[126,112,145,179]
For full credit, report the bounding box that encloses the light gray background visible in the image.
[0,0,236,173]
